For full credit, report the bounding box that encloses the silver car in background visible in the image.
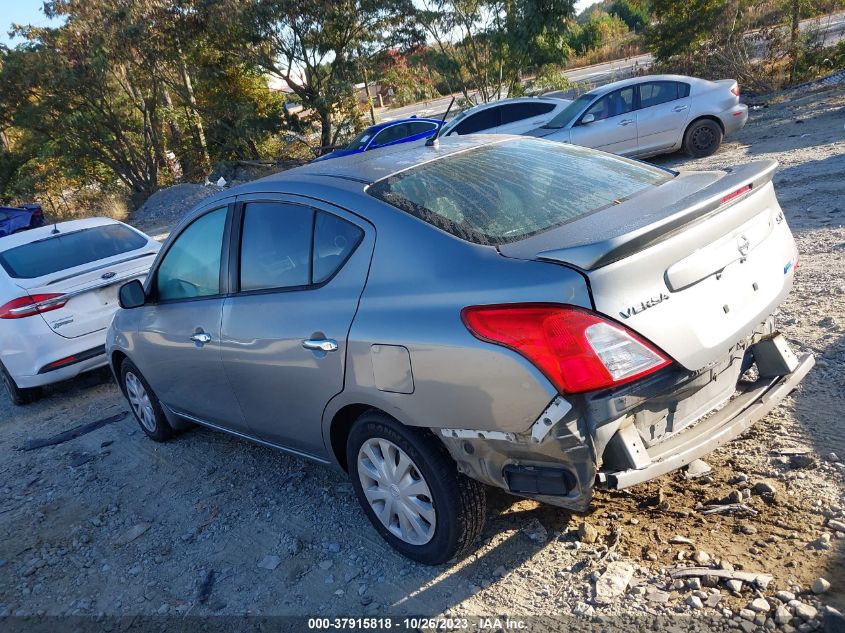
[527,74,748,158]
[108,136,811,564]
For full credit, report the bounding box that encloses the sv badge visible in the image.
[619,292,670,319]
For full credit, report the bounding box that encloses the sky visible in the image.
[1,0,600,46]
[0,0,60,45]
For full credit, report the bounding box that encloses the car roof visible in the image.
[199,134,512,210]
[0,217,124,252]
[364,117,443,134]
[583,74,710,98]
[459,96,568,113]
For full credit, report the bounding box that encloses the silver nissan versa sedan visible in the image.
[108,135,813,564]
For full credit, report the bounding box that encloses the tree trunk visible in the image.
[161,86,188,174]
[319,108,333,154]
[0,130,9,153]
[357,47,377,125]
[789,0,800,83]
[177,45,211,173]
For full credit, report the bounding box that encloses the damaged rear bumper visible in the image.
[437,331,814,512]
[599,352,814,490]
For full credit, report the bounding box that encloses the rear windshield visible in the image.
[367,138,672,245]
[0,224,148,279]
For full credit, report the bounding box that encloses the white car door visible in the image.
[569,87,638,155]
[635,81,692,155]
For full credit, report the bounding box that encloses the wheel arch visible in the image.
[685,114,725,135]
[110,350,129,395]
[328,403,378,472]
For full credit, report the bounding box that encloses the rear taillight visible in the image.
[731,84,740,97]
[462,304,671,394]
[0,293,67,319]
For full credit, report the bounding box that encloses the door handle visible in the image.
[673,105,689,112]
[618,119,634,126]
[302,338,338,352]
[190,332,212,345]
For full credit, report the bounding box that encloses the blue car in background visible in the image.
[312,117,442,162]
[0,204,46,238]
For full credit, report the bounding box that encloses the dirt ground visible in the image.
[0,81,843,631]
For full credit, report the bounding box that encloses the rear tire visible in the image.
[0,363,41,406]
[120,360,173,442]
[683,119,723,158]
[347,410,486,565]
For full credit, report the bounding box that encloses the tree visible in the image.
[0,0,293,210]
[416,0,575,103]
[237,0,420,151]
[644,0,725,69]
[608,0,649,32]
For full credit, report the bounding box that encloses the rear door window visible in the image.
[405,121,438,136]
[156,208,226,301]
[639,82,680,108]
[238,203,363,290]
[453,108,500,135]
[0,224,148,279]
[313,212,364,283]
[499,102,556,124]
[239,203,313,291]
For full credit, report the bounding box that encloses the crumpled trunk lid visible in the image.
[499,160,799,371]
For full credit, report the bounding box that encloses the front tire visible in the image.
[347,411,486,564]
[683,119,723,158]
[1,363,41,406]
[120,360,173,442]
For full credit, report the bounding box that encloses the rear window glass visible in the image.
[0,224,147,279]
[367,139,672,245]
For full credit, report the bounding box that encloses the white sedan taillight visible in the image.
[0,293,68,319]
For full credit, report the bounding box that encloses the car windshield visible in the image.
[0,224,148,279]
[542,93,596,129]
[367,138,672,246]
[346,129,375,151]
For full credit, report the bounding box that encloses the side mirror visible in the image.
[581,113,596,125]
[118,279,146,309]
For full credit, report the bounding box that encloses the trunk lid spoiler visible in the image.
[499,160,778,271]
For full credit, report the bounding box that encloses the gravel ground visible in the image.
[130,182,223,237]
[0,83,843,631]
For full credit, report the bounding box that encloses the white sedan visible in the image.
[526,74,749,158]
[438,96,572,137]
[0,218,159,404]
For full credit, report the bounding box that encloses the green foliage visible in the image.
[416,0,576,103]
[375,51,441,107]
[608,0,649,32]
[644,0,727,67]
[570,13,629,55]
[526,64,577,93]
[239,0,419,150]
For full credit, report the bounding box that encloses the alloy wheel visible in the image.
[125,371,156,433]
[357,438,437,545]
